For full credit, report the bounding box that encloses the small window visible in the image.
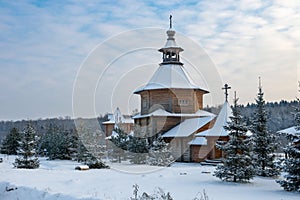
[179,99,189,106]
[142,99,148,108]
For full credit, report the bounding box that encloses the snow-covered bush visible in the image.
[147,137,174,166]
[130,184,173,200]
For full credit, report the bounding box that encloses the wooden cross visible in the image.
[222,83,231,102]
[169,15,172,29]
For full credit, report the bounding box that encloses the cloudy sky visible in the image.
[0,0,299,120]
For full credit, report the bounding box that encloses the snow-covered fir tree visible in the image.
[39,124,74,160]
[277,98,300,192]
[109,127,129,162]
[147,137,174,166]
[214,94,255,182]
[14,123,39,169]
[250,78,279,177]
[75,125,108,169]
[0,127,21,155]
[127,135,148,164]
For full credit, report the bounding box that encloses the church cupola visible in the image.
[158,15,183,65]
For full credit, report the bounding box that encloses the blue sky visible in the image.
[0,0,299,120]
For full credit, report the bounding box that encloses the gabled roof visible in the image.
[196,101,232,137]
[278,126,300,136]
[132,108,215,119]
[134,64,208,93]
[161,116,214,138]
[188,137,207,145]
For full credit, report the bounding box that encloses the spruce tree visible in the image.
[109,127,129,162]
[40,125,74,160]
[14,123,40,169]
[251,78,279,177]
[214,94,255,182]
[127,135,148,164]
[277,98,300,192]
[147,137,174,166]
[75,125,108,168]
[0,127,21,155]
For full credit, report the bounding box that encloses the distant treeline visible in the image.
[0,116,108,143]
[205,100,297,133]
[0,100,297,142]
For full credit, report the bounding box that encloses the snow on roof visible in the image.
[161,116,214,138]
[277,126,300,136]
[277,126,300,143]
[159,29,183,49]
[102,117,134,124]
[188,137,207,145]
[196,101,232,137]
[134,64,209,93]
[132,108,215,119]
[102,108,134,125]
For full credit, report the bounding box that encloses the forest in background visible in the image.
[0,100,297,143]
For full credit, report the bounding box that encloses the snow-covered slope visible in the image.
[0,155,299,200]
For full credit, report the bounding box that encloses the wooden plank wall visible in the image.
[140,89,206,115]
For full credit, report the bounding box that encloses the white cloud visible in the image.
[0,0,299,120]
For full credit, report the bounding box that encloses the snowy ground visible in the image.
[0,155,299,200]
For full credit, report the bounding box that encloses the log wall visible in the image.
[139,89,206,115]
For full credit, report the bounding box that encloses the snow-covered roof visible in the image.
[188,137,207,145]
[277,126,300,143]
[102,117,133,125]
[196,101,232,137]
[134,64,209,93]
[132,108,215,119]
[102,108,134,125]
[277,126,300,136]
[161,116,214,138]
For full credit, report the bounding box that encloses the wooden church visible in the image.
[103,18,233,162]
[133,20,220,162]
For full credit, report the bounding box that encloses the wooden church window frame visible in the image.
[178,99,189,106]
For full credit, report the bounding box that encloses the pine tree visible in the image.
[14,123,39,169]
[250,78,279,177]
[0,127,21,155]
[214,94,255,182]
[277,98,300,192]
[147,137,174,166]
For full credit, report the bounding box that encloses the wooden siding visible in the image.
[139,89,206,115]
[190,136,229,162]
[134,116,181,137]
[103,123,134,137]
[167,136,193,162]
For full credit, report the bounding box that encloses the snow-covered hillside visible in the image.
[0,155,299,200]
